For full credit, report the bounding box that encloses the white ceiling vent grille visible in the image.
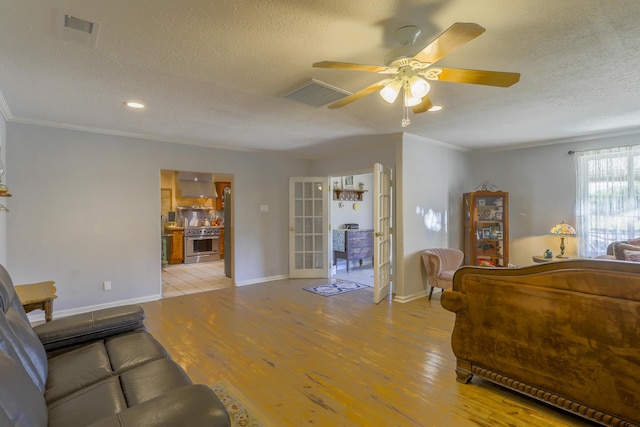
[55,11,101,47]
[282,79,351,107]
[64,15,94,34]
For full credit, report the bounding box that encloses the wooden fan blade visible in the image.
[412,95,433,114]
[327,81,388,109]
[435,68,520,87]
[313,61,393,74]
[412,22,486,66]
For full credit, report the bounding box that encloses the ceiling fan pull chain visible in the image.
[402,106,411,127]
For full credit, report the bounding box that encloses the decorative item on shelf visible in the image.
[550,221,576,258]
[358,182,365,190]
[475,181,498,191]
[544,249,553,259]
[333,188,366,202]
[343,175,354,189]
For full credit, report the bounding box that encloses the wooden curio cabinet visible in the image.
[463,191,509,267]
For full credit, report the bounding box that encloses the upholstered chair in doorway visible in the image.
[421,248,464,300]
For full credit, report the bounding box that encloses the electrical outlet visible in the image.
[103,281,112,291]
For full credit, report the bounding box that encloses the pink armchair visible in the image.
[421,248,464,300]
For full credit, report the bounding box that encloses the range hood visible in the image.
[177,172,218,198]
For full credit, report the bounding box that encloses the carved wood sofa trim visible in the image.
[456,359,638,427]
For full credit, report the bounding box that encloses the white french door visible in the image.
[373,163,392,303]
[289,177,330,278]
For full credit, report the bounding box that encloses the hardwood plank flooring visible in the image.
[140,279,594,426]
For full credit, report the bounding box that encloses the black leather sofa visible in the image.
[0,264,230,427]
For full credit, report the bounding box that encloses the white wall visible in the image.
[0,114,6,266]
[311,132,470,301]
[330,173,374,231]
[469,131,640,266]
[395,133,470,301]
[6,122,310,310]
[8,118,637,311]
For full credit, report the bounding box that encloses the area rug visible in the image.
[304,280,371,296]
[210,380,267,426]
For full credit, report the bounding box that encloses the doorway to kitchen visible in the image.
[162,261,230,297]
[160,169,233,298]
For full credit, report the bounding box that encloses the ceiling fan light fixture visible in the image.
[380,79,402,104]
[408,76,430,98]
[403,85,421,108]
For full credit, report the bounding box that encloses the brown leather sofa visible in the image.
[441,259,640,427]
[0,264,230,427]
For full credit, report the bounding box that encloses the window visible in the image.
[575,145,640,257]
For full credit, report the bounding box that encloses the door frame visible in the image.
[288,177,331,279]
[327,167,394,300]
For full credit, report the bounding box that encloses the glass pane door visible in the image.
[289,177,329,278]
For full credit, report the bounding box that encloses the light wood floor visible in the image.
[140,279,593,427]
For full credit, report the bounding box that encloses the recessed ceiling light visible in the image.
[428,105,442,112]
[125,101,145,109]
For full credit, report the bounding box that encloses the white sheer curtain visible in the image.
[575,145,640,257]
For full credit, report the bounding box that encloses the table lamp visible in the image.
[550,222,576,258]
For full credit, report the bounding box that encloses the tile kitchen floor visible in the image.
[163,259,375,299]
[162,260,232,298]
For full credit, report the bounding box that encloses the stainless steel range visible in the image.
[183,227,220,264]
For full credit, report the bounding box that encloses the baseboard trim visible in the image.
[27,294,162,322]
[235,274,288,287]
[393,289,427,303]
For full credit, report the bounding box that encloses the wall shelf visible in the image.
[333,189,367,201]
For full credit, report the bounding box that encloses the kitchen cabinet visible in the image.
[463,191,509,267]
[165,227,184,264]
[215,182,231,210]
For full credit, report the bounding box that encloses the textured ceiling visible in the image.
[1,1,640,158]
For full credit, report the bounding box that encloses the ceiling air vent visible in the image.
[282,79,351,107]
[64,15,94,34]
[55,11,100,47]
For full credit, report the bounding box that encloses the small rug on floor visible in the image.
[210,380,266,427]
[304,280,371,296]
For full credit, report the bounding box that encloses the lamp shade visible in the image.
[380,79,402,104]
[408,76,430,98]
[403,85,421,107]
[550,222,576,235]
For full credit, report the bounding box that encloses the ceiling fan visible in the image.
[313,22,520,126]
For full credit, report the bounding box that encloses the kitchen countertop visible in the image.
[165,225,184,231]
[165,225,224,231]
